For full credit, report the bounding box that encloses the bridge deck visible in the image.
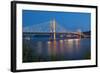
[23,32,78,34]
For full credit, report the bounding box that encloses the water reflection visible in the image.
[37,41,42,54]
[23,38,91,62]
[74,39,80,51]
[48,41,52,56]
[47,39,81,59]
[67,39,74,48]
[59,40,64,55]
[48,40,57,60]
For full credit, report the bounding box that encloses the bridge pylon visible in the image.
[50,19,56,40]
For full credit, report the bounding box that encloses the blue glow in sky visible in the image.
[23,10,91,32]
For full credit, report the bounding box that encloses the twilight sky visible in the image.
[22,10,91,32]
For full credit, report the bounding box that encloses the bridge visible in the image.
[23,19,88,40]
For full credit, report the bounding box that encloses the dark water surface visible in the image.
[23,37,91,62]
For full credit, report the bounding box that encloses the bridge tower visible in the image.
[50,19,56,40]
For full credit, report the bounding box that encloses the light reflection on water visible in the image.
[23,38,91,62]
[47,39,80,56]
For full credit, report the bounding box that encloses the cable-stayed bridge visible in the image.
[23,19,67,33]
[23,19,88,40]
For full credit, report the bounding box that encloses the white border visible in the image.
[16,3,96,70]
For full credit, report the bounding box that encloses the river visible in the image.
[23,37,91,62]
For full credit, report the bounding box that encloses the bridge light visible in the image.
[60,40,63,43]
[48,41,51,44]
